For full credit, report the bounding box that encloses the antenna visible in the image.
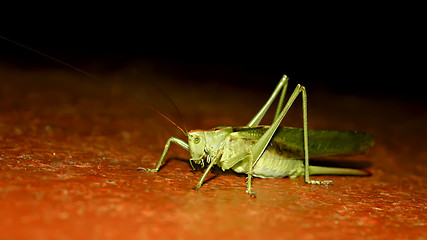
[0,35,188,136]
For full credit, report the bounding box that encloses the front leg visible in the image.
[137,137,189,172]
[193,150,223,190]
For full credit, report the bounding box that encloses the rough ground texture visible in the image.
[0,64,425,239]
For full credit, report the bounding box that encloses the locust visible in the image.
[138,75,374,197]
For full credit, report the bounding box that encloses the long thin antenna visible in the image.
[0,35,188,136]
[0,35,106,85]
[155,87,188,134]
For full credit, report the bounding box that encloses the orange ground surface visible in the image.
[0,65,425,239]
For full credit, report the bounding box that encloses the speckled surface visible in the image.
[0,65,425,239]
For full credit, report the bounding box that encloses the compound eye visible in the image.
[194,136,200,144]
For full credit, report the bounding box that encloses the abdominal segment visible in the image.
[221,134,305,178]
[233,149,305,178]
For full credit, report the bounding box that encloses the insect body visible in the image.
[191,126,372,178]
[138,75,374,197]
[0,36,374,197]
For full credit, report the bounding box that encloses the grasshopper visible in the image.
[138,75,374,197]
[0,36,374,197]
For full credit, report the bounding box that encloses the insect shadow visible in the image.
[309,157,372,175]
[162,157,247,185]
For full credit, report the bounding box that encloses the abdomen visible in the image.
[252,150,304,178]
[227,140,305,178]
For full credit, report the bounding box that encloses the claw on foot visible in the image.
[192,185,201,190]
[246,190,257,198]
[137,167,158,173]
[307,180,333,186]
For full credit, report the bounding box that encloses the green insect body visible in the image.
[195,126,374,179]
[0,36,374,197]
[138,75,375,197]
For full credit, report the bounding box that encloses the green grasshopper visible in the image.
[138,75,374,197]
[0,36,373,197]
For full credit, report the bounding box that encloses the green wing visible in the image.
[232,126,374,157]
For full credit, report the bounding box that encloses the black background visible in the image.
[0,6,423,102]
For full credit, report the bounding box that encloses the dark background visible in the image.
[0,7,422,102]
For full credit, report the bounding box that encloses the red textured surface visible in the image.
[0,65,426,239]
